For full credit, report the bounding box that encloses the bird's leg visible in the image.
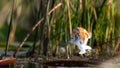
[66,45,70,59]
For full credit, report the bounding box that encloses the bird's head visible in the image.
[69,27,92,45]
[69,29,81,45]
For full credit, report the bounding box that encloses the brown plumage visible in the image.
[71,27,91,44]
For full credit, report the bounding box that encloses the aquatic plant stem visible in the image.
[65,0,72,37]
[5,0,14,56]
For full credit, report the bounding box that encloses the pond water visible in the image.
[0,42,120,68]
[0,54,114,68]
[0,55,120,68]
[0,56,98,68]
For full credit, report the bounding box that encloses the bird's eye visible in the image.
[75,35,78,40]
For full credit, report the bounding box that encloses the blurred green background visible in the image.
[0,0,119,58]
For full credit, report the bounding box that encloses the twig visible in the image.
[13,3,62,57]
[48,3,62,15]
[13,18,44,57]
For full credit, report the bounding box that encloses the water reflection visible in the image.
[19,62,53,68]
[0,55,120,68]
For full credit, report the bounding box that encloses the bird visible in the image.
[71,27,92,45]
[69,27,92,56]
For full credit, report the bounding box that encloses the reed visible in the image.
[0,0,118,58]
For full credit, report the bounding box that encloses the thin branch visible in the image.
[13,18,44,57]
[48,3,62,15]
[13,2,62,57]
